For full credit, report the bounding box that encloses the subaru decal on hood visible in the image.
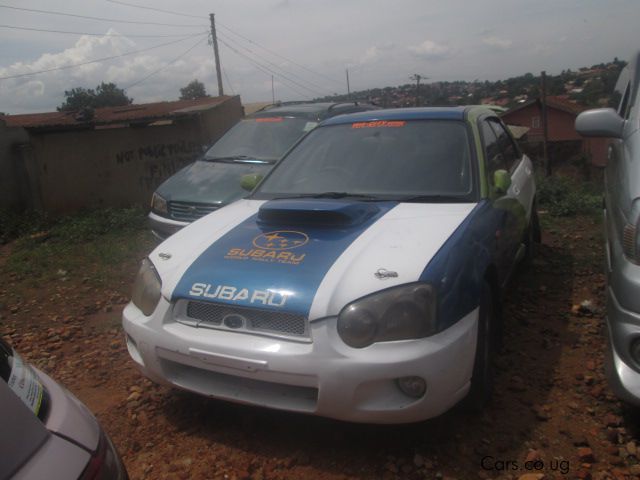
[172,200,396,316]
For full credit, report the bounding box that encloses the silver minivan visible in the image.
[576,50,640,405]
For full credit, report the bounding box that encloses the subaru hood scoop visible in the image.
[257,199,380,227]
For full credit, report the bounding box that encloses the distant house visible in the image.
[0,96,243,213]
[501,96,608,166]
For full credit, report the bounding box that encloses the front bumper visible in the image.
[604,287,640,406]
[148,211,189,239]
[122,299,478,424]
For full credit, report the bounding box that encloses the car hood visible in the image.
[151,199,477,319]
[155,160,273,205]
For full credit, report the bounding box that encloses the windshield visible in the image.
[204,116,317,162]
[255,120,474,201]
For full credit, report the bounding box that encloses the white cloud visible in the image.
[0,31,213,113]
[407,40,452,60]
[482,36,512,50]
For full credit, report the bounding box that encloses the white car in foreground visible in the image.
[123,107,537,423]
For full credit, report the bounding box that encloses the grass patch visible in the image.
[2,207,156,288]
[536,174,602,217]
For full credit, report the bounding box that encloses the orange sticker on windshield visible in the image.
[352,120,406,129]
[255,117,284,123]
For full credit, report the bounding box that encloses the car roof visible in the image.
[320,106,478,126]
[250,102,377,120]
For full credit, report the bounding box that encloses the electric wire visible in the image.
[98,0,342,88]
[0,33,206,81]
[124,35,208,90]
[222,66,235,95]
[218,37,322,98]
[105,0,203,20]
[0,24,207,38]
[219,39,309,99]
[217,31,332,96]
[0,4,207,28]
[216,23,343,87]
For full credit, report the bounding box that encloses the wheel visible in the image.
[464,282,496,410]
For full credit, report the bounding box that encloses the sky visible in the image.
[0,0,638,114]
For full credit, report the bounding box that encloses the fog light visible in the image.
[630,338,640,365]
[396,376,427,398]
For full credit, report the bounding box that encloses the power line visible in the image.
[216,22,343,87]
[218,39,309,99]
[0,34,205,81]
[0,4,207,28]
[124,35,208,90]
[103,0,343,89]
[105,0,203,20]
[217,31,332,96]
[218,37,324,98]
[0,24,207,38]
[222,66,235,96]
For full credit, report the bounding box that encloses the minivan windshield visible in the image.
[254,120,474,201]
[204,116,317,162]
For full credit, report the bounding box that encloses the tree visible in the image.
[57,82,132,111]
[179,80,208,100]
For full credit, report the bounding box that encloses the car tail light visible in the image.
[79,433,107,480]
[79,431,126,480]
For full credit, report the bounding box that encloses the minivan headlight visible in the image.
[131,258,162,316]
[337,283,437,348]
[151,193,168,215]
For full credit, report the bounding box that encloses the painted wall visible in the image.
[22,96,242,214]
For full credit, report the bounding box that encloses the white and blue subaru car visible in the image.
[123,107,538,424]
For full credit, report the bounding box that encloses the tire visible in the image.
[464,282,495,411]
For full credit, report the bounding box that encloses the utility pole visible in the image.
[209,13,224,96]
[541,70,550,176]
[346,69,351,99]
[410,74,427,107]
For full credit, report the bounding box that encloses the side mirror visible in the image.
[575,108,624,138]
[240,173,263,191]
[493,169,511,195]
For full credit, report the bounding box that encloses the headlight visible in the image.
[131,258,162,316]
[337,283,436,348]
[151,192,168,215]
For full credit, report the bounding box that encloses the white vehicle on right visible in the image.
[576,50,640,405]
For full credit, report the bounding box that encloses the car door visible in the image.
[606,65,632,274]
[479,116,534,283]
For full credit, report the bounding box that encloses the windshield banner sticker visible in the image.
[352,120,406,129]
[255,117,284,123]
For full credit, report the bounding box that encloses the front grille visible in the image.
[168,201,220,221]
[180,301,309,339]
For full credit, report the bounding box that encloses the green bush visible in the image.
[536,175,602,216]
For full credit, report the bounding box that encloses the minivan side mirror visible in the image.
[575,108,624,138]
[240,173,263,191]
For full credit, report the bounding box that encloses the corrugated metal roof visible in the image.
[502,95,586,117]
[3,96,234,130]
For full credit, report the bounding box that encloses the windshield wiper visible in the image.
[204,155,276,164]
[400,194,469,203]
[272,192,381,201]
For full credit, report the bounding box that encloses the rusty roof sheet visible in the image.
[502,95,587,117]
[3,96,234,129]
